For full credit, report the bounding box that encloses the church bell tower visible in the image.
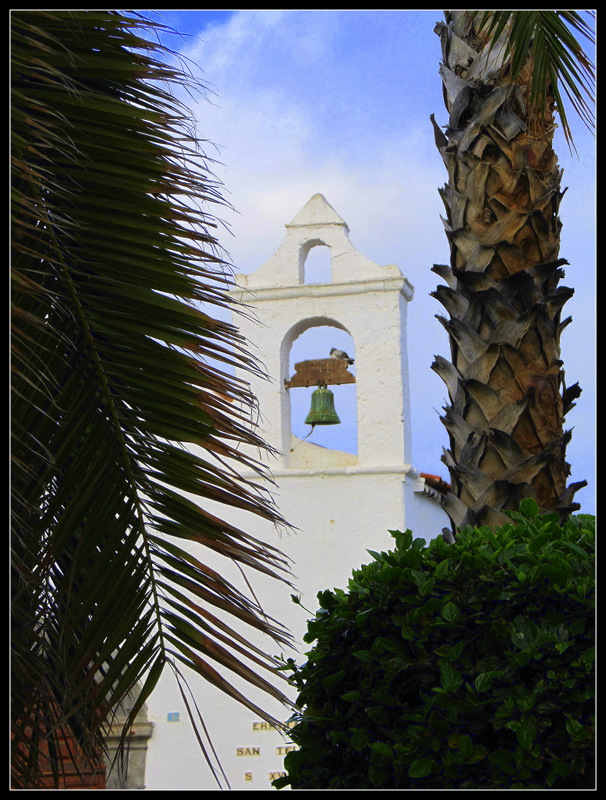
[144,194,447,792]
[232,193,415,469]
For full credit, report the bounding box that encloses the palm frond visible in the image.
[11,10,293,789]
[472,10,595,149]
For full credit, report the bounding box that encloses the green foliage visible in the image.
[274,502,594,789]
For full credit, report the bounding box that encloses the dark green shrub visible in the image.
[274,501,594,789]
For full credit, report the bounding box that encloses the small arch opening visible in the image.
[287,323,357,458]
[302,243,332,284]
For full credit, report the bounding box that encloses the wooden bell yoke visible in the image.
[285,357,356,389]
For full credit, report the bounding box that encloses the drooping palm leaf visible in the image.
[11,10,293,788]
[472,10,595,149]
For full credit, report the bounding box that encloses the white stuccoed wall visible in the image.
[143,195,448,791]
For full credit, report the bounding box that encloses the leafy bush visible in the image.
[274,501,594,789]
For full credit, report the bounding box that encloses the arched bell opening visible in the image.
[299,240,332,285]
[283,319,357,459]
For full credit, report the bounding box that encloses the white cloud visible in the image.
[165,9,595,513]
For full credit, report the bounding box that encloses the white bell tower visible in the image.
[229,194,442,581]
[228,193,447,596]
[234,193,414,463]
[144,194,447,792]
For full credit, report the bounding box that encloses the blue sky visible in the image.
[148,9,595,514]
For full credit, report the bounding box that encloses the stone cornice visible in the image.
[230,275,414,302]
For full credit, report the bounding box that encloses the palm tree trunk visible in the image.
[431,10,586,532]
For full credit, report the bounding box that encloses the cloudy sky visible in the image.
[149,9,595,515]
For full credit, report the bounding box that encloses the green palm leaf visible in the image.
[473,10,595,148]
[11,10,293,788]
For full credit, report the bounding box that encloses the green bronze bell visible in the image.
[304,383,340,426]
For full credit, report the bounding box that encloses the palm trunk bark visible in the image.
[431,10,586,532]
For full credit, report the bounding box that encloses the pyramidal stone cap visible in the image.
[286,193,349,231]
